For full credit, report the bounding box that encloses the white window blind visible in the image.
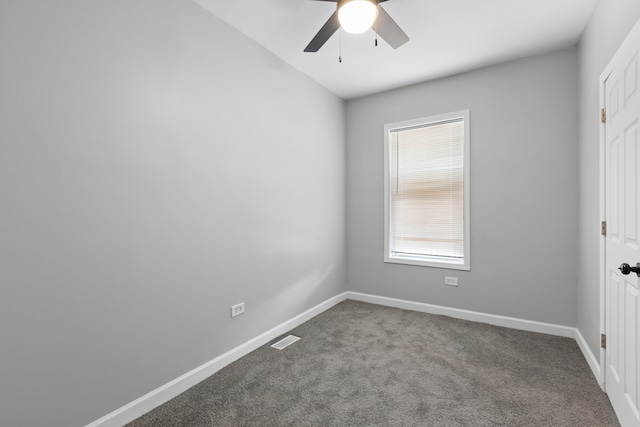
[384,111,469,269]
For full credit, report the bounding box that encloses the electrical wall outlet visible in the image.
[231,302,245,318]
[444,277,458,287]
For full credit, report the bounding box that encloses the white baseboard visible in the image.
[86,292,348,427]
[346,292,575,337]
[574,328,604,388]
[88,290,604,426]
[346,292,604,385]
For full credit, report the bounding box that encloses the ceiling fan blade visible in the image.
[376,5,409,49]
[304,11,340,52]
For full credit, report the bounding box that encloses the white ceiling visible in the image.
[193,0,598,100]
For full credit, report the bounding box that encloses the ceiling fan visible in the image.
[304,0,410,52]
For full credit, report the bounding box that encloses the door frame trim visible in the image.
[598,68,608,391]
[598,16,640,393]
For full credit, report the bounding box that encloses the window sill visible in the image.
[384,254,470,271]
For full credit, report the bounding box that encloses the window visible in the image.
[384,110,470,270]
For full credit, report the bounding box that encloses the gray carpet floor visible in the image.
[127,300,619,426]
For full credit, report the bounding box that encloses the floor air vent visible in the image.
[271,335,300,350]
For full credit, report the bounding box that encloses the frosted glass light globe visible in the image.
[338,0,378,34]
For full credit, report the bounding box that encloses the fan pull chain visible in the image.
[374,12,378,47]
[339,29,343,63]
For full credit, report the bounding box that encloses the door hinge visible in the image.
[601,107,607,123]
[601,221,607,236]
[601,333,606,349]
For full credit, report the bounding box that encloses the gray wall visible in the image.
[577,0,640,358]
[0,1,346,426]
[346,48,579,326]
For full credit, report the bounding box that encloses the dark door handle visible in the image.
[619,262,640,276]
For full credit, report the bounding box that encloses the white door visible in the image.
[604,21,640,427]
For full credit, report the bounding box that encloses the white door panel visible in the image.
[604,21,640,426]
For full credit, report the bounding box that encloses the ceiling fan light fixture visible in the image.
[338,0,378,34]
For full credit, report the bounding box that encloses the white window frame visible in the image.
[383,110,470,270]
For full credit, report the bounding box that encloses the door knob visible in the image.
[619,262,640,276]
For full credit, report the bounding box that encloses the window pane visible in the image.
[389,119,464,260]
